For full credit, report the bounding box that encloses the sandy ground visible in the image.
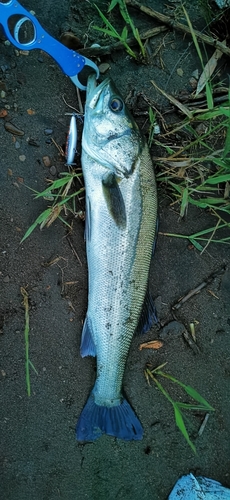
[0,1,230,499]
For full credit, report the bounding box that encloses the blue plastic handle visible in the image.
[0,0,99,89]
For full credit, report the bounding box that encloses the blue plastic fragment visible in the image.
[169,474,230,500]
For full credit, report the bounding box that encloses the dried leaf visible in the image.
[139,340,163,351]
[27,108,36,115]
[151,80,193,118]
[196,43,225,96]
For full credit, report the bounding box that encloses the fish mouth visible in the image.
[86,74,110,109]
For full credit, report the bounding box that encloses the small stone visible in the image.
[15,141,20,149]
[4,40,10,47]
[49,165,57,176]
[37,56,44,63]
[159,321,185,340]
[99,63,110,74]
[44,128,53,135]
[5,104,10,110]
[28,138,40,147]
[4,121,24,136]
[42,156,51,167]
[0,90,6,98]
[19,155,26,162]
[3,275,10,283]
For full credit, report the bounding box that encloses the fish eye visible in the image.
[109,97,123,113]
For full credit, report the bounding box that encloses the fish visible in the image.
[76,75,158,441]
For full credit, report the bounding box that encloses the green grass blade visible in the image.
[21,287,31,396]
[108,0,120,11]
[204,174,230,184]
[174,404,196,453]
[182,385,215,410]
[29,359,38,375]
[176,402,209,410]
[21,208,52,243]
[94,4,120,37]
[157,371,214,411]
[189,238,204,251]
[34,176,74,198]
[180,187,188,217]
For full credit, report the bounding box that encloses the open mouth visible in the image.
[86,75,110,109]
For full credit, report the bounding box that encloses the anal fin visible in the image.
[80,316,96,357]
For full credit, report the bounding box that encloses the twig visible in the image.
[182,329,200,354]
[198,413,210,437]
[201,218,221,254]
[125,0,230,57]
[173,265,226,310]
[173,282,207,310]
[66,235,82,267]
[79,25,167,57]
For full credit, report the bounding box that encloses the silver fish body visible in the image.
[76,76,157,441]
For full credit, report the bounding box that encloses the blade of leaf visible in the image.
[174,405,196,453]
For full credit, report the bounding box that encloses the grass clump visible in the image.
[149,9,230,250]
[21,171,84,243]
[145,363,214,453]
[94,0,146,60]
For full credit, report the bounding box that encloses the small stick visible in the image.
[198,413,210,437]
[173,265,226,310]
[125,0,230,58]
[67,235,82,267]
[182,329,200,353]
[173,282,207,310]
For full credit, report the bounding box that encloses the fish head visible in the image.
[82,74,144,178]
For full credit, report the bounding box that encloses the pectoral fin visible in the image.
[102,172,126,229]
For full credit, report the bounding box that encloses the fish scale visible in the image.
[76,76,157,441]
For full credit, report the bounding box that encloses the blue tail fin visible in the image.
[76,393,143,441]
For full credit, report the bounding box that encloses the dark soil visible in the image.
[0,1,230,499]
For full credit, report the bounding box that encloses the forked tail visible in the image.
[76,393,143,441]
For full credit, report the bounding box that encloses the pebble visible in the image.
[49,165,57,176]
[99,63,110,74]
[42,155,51,167]
[159,321,185,340]
[3,275,10,283]
[28,138,40,147]
[4,121,24,136]
[0,90,6,98]
[37,56,44,63]
[15,141,20,149]
[44,128,53,135]
[19,155,26,162]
